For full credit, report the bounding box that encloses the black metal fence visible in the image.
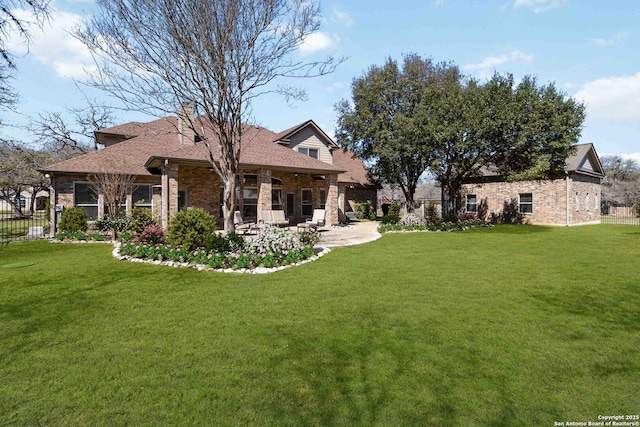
[0,212,48,242]
[600,204,640,225]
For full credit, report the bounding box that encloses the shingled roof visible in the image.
[41,116,376,184]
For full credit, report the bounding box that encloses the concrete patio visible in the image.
[313,221,381,247]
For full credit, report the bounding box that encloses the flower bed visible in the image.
[378,219,491,233]
[118,225,319,271]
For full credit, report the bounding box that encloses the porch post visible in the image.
[327,173,339,226]
[161,160,179,228]
[258,169,272,215]
[49,175,56,236]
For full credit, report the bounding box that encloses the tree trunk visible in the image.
[222,175,237,232]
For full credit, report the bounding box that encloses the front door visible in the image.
[286,193,295,221]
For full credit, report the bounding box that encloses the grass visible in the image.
[0,225,639,425]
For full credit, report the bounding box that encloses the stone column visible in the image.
[327,173,339,225]
[258,169,272,214]
[161,161,179,228]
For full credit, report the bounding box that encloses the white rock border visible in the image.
[112,242,331,274]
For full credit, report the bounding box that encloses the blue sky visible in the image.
[4,0,640,162]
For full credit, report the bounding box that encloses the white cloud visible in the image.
[6,7,97,79]
[589,31,629,47]
[574,72,640,123]
[331,7,354,27]
[514,0,565,13]
[463,50,533,72]
[435,0,446,5]
[298,32,335,55]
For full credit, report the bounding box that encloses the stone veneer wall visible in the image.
[461,175,601,226]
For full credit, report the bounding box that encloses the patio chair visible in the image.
[297,209,325,232]
[234,211,256,234]
[258,210,290,227]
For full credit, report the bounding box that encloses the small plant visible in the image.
[167,207,217,251]
[388,203,401,218]
[380,214,400,224]
[299,229,322,247]
[425,203,439,224]
[399,213,427,227]
[58,207,89,233]
[354,202,376,220]
[208,231,245,253]
[131,207,158,233]
[134,224,166,245]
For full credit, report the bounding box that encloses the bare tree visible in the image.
[30,100,115,159]
[0,0,50,114]
[0,140,51,217]
[76,0,343,231]
[90,170,136,239]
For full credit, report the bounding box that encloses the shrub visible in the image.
[634,200,640,218]
[59,207,89,232]
[208,231,245,253]
[244,225,305,265]
[299,229,322,247]
[442,212,458,223]
[134,224,166,245]
[380,214,400,224]
[94,215,133,234]
[399,213,427,227]
[167,207,217,251]
[388,203,401,217]
[354,202,376,220]
[131,207,158,233]
[458,212,477,221]
[425,203,439,224]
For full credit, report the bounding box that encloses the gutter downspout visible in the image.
[565,172,569,227]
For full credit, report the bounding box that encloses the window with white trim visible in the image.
[242,174,258,219]
[518,193,533,214]
[466,194,477,213]
[298,147,319,159]
[74,182,99,219]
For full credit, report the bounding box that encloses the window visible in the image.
[286,193,295,218]
[301,189,313,217]
[132,185,152,209]
[320,190,326,209]
[298,147,319,159]
[585,193,590,211]
[466,194,477,213]
[518,193,533,214]
[18,195,26,209]
[272,189,283,210]
[243,187,258,219]
[74,183,99,219]
[271,177,283,186]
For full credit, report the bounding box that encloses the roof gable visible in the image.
[273,120,338,149]
[565,143,605,178]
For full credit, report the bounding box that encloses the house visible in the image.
[0,188,49,215]
[41,106,377,233]
[460,143,605,226]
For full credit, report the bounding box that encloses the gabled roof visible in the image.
[272,119,339,149]
[565,143,605,178]
[42,116,356,178]
[332,148,374,186]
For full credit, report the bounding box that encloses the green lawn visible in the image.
[1,225,639,426]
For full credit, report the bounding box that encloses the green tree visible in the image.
[488,74,585,182]
[417,73,585,214]
[335,54,462,211]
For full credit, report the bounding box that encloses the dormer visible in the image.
[273,120,339,165]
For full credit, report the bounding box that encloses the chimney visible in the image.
[178,102,196,145]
